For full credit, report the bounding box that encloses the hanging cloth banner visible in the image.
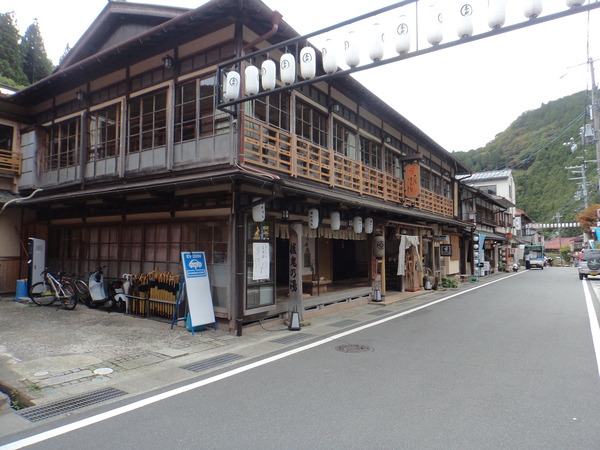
[397,235,421,275]
[478,234,486,275]
[181,251,216,328]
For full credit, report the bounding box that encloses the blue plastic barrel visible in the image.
[14,279,28,301]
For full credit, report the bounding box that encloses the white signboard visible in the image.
[253,242,270,280]
[181,251,215,328]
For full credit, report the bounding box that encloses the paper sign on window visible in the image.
[253,242,270,280]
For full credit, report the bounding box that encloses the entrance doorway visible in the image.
[332,239,368,280]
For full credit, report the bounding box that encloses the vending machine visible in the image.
[27,238,46,288]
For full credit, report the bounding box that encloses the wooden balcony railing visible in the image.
[0,149,21,175]
[244,117,454,217]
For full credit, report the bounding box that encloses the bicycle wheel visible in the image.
[29,281,57,306]
[61,282,78,310]
[74,280,90,304]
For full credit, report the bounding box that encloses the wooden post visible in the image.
[288,221,304,323]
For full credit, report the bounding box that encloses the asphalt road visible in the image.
[3,267,600,449]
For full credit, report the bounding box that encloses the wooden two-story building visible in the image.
[0,0,472,334]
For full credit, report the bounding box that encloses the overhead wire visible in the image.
[498,4,596,172]
[499,111,586,170]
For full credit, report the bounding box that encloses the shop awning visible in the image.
[386,220,432,230]
[479,232,508,242]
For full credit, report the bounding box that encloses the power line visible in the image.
[501,111,585,170]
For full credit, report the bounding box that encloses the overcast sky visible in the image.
[7,0,600,153]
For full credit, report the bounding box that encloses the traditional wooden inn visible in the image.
[0,0,475,334]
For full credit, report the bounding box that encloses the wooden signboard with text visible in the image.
[404,163,420,198]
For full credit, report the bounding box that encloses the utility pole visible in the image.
[590,58,600,202]
[554,212,563,251]
[565,162,589,208]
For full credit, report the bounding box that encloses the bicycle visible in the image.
[57,270,90,304]
[29,269,78,310]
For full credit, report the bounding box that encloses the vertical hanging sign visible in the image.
[405,163,420,198]
[478,235,486,277]
[181,251,215,328]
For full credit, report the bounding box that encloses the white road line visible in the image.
[0,274,517,450]
[581,280,600,379]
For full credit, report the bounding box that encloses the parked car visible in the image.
[577,249,600,280]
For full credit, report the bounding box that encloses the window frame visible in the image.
[43,117,80,171]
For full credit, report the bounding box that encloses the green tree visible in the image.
[559,245,571,266]
[0,12,28,85]
[20,19,53,84]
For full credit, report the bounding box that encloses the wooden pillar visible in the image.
[288,221,304,322]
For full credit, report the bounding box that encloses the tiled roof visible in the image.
[457,169,513,182]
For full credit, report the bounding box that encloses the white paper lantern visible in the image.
[427,5,443,46]
[300,47,316,80]
[244,65,259,96]
[322,39,338,74]
[330,211,341,231]
[457,4,474,38]
[224,71,240,101]
[566,0,583,7]
[524,0,542,19]
[252,198,265,222]
[353,216,363,234]
[280,53,296,86]
[345,31,360,68]
[364,217,374,234]
[369,23,385,62]
[261,59,276,91]
[373,235,385,258]
[487,0,507,29]
[308,208,319,229]
[395,17,411,54]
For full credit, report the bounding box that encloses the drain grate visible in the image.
[180,353,245,373]
[328,319,360,328]
[17,387,127,422]
[368,310,392,316]
[335,344,374,353]
[270,332,313,345]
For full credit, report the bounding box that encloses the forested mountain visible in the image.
[453,90,594,226]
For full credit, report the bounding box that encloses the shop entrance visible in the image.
[275,237,289,288]
[332,239,368,280]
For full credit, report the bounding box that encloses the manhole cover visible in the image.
[335,344,374,353]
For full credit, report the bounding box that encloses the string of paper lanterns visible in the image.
[253,202,373,235]
[223,0,581,102]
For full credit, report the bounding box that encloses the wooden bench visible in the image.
[302,279,332,296]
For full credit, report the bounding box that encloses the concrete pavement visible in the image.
[0,273,508,433]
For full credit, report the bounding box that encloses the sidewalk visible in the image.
[0,272,509,431]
